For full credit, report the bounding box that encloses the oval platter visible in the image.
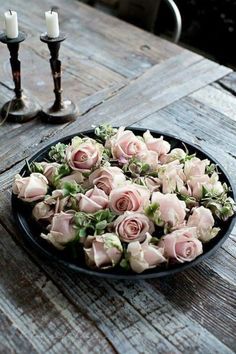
[12,128,236,279]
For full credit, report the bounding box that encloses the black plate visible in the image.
[12,128,236,279]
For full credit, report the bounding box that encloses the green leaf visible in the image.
[94,124,117,141]
[145,203,159,218]
[48,143,67,163]
[96,220,107,230]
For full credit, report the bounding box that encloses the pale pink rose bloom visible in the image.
[32,201,54,222]
[107,127,148,163]
[158,161,189,195]
[84,233,123,269]
[13,173,48,202]
[187,206,219,242]
[160,227,203,263]
[66,137,102,173]
[151,192,186,227]
[127,233,166,273]
[78,186,108,213]
[184,157,209,180]
[188,172,224,200]
[60,171,84,184]
[143,176,161,193]
[143,130,170,156]
[89,166,126,195]
[159,148,186,164]
[109,184,150,214]
[140,150,159,170]
[114,211,155,243]
[41,212,76,250]
[40,162,60,184]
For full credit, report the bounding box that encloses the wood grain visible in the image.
[0,222,117,354]
[0,185,235,353]
[0,0,235,353]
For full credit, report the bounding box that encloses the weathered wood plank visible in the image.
[0,0,183,79]
[0,309,37,354]
[0,81,126,174]
[0,222,116,354]
[191,85,236,121]
[217,72,236,96]
[0,190,235,353]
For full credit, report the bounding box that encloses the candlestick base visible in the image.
[0,96,40,123]
[40,99,78,124]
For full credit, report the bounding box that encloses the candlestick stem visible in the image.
[7,42,22,99]
[40,33,78,123]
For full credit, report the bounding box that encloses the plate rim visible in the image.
[12,127,236,279]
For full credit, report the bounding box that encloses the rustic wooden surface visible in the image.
[0,1,236,353]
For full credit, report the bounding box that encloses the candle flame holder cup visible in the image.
[0,32,40,123]
[40,33,78,124]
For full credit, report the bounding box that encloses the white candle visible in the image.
[4,10,18,39]
[45,10,59,38]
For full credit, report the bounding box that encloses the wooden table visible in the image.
[0,1,236,353]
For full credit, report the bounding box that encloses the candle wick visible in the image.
[50,6,59,14]
[9,9,12,15]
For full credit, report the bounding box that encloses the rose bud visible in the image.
[127,233,166,273]
[84,233,123,269]
[151,192,186,228]
[78,186,109,213]
[114,211,155,243]
[188,172,224,200]
[109,183,150,215]
[159,148,186,164]
[39,162,61,184]
[143,130,170,156]
[32,201,54,222]
[158,161,189,195]
[13,173,48,203]
[66,137,103,173]
[107,127,148,163]
[184,157,209,180]
[89,166,126,195]
[60,171,84,184]
[41,212,76,250]
[160,227,203,263]
[187,206,219,242]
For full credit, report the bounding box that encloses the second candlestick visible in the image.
[40,33,78,124]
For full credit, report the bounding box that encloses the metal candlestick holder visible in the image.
[40,33,78,123]
[0,32,40,122]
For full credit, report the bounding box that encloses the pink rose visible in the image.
[184,157,209,180]
[160,227,203,263]
[41,212,76,250]
[139,150,159,170]
[143,130,170,156]
[187,206,219,242]
[142,176,161,193]
[109,184,150,214]
[32,201,54,222]
[40,162,60,184]
[188,172,224,200]
[13,173,48,202]
[89,166,126,195]
[84,233,123,269]
[78,186,108,213]
[114,211,155,243]
[158,161,189,195]
[107,127,147,163]
[159,148,186,164]
[151,192,186,227]
[66,137,103,173]
[127,233,166,273]
[60,171,84,184]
